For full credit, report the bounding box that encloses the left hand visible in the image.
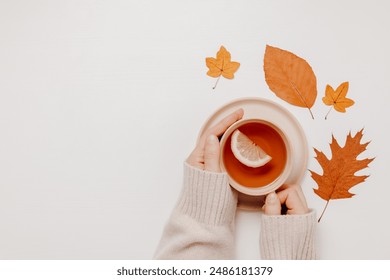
[186,108,244,172]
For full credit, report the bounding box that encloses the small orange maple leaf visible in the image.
[323,82,354,119]
[206,46,240,89]
[310,129,374,222]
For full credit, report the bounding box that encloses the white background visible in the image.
[0,0,389,259]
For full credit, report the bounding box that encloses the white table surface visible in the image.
[1,0,389,259]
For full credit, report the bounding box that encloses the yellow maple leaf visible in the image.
[323,82,354,119]
[206,46,240,89]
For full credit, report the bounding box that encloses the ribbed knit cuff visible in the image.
[177,162,237,226]
[260,210,317,260]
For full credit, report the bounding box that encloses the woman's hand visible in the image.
[263,184,309,215]
[186,108,244,172]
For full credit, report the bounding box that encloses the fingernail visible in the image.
[266,192,277,204]
[208,134,218,143]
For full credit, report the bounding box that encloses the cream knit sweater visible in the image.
[154,163,317,260]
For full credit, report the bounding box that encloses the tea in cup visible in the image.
[219,119,292,196]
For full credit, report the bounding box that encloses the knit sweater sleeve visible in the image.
[154,162,237,260]
[260,210,317,259]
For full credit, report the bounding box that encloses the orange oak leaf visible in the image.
[323,82,355,119]
[310,129,374,222]
[206,46,240,89]
[264,45,317,119]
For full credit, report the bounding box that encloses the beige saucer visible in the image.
[198,97,308,210]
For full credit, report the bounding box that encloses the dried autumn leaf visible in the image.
[264,45,317,119]
[323,82,355,119]
[310,129,374,222]
[206,46,240,89]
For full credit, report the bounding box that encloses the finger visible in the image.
[189,108,244,170]
[276,188,308,215]
[198,108,243,144]
[207,108,244,137]
[263,192,282,215]
[278,184,308,209]
[198,108,244,152]
[186,149,205,170]
[204,134,221,172]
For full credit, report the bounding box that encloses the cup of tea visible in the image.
[219,118,293,196]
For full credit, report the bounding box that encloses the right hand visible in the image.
[263,184,309,215]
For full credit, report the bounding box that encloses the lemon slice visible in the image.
[230,129,272,168]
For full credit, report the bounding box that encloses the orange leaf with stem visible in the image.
[263,45,317,119]
[310,129,374,222]
[323,82,355,119]
[206,46,240,89]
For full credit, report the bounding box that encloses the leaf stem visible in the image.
[288,81,315,119]
[318,200,330,223]
[308,108,314,120]
[325,107,333,120]
[212,76,221,90]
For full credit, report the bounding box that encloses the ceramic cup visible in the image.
[219,118,293,196]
